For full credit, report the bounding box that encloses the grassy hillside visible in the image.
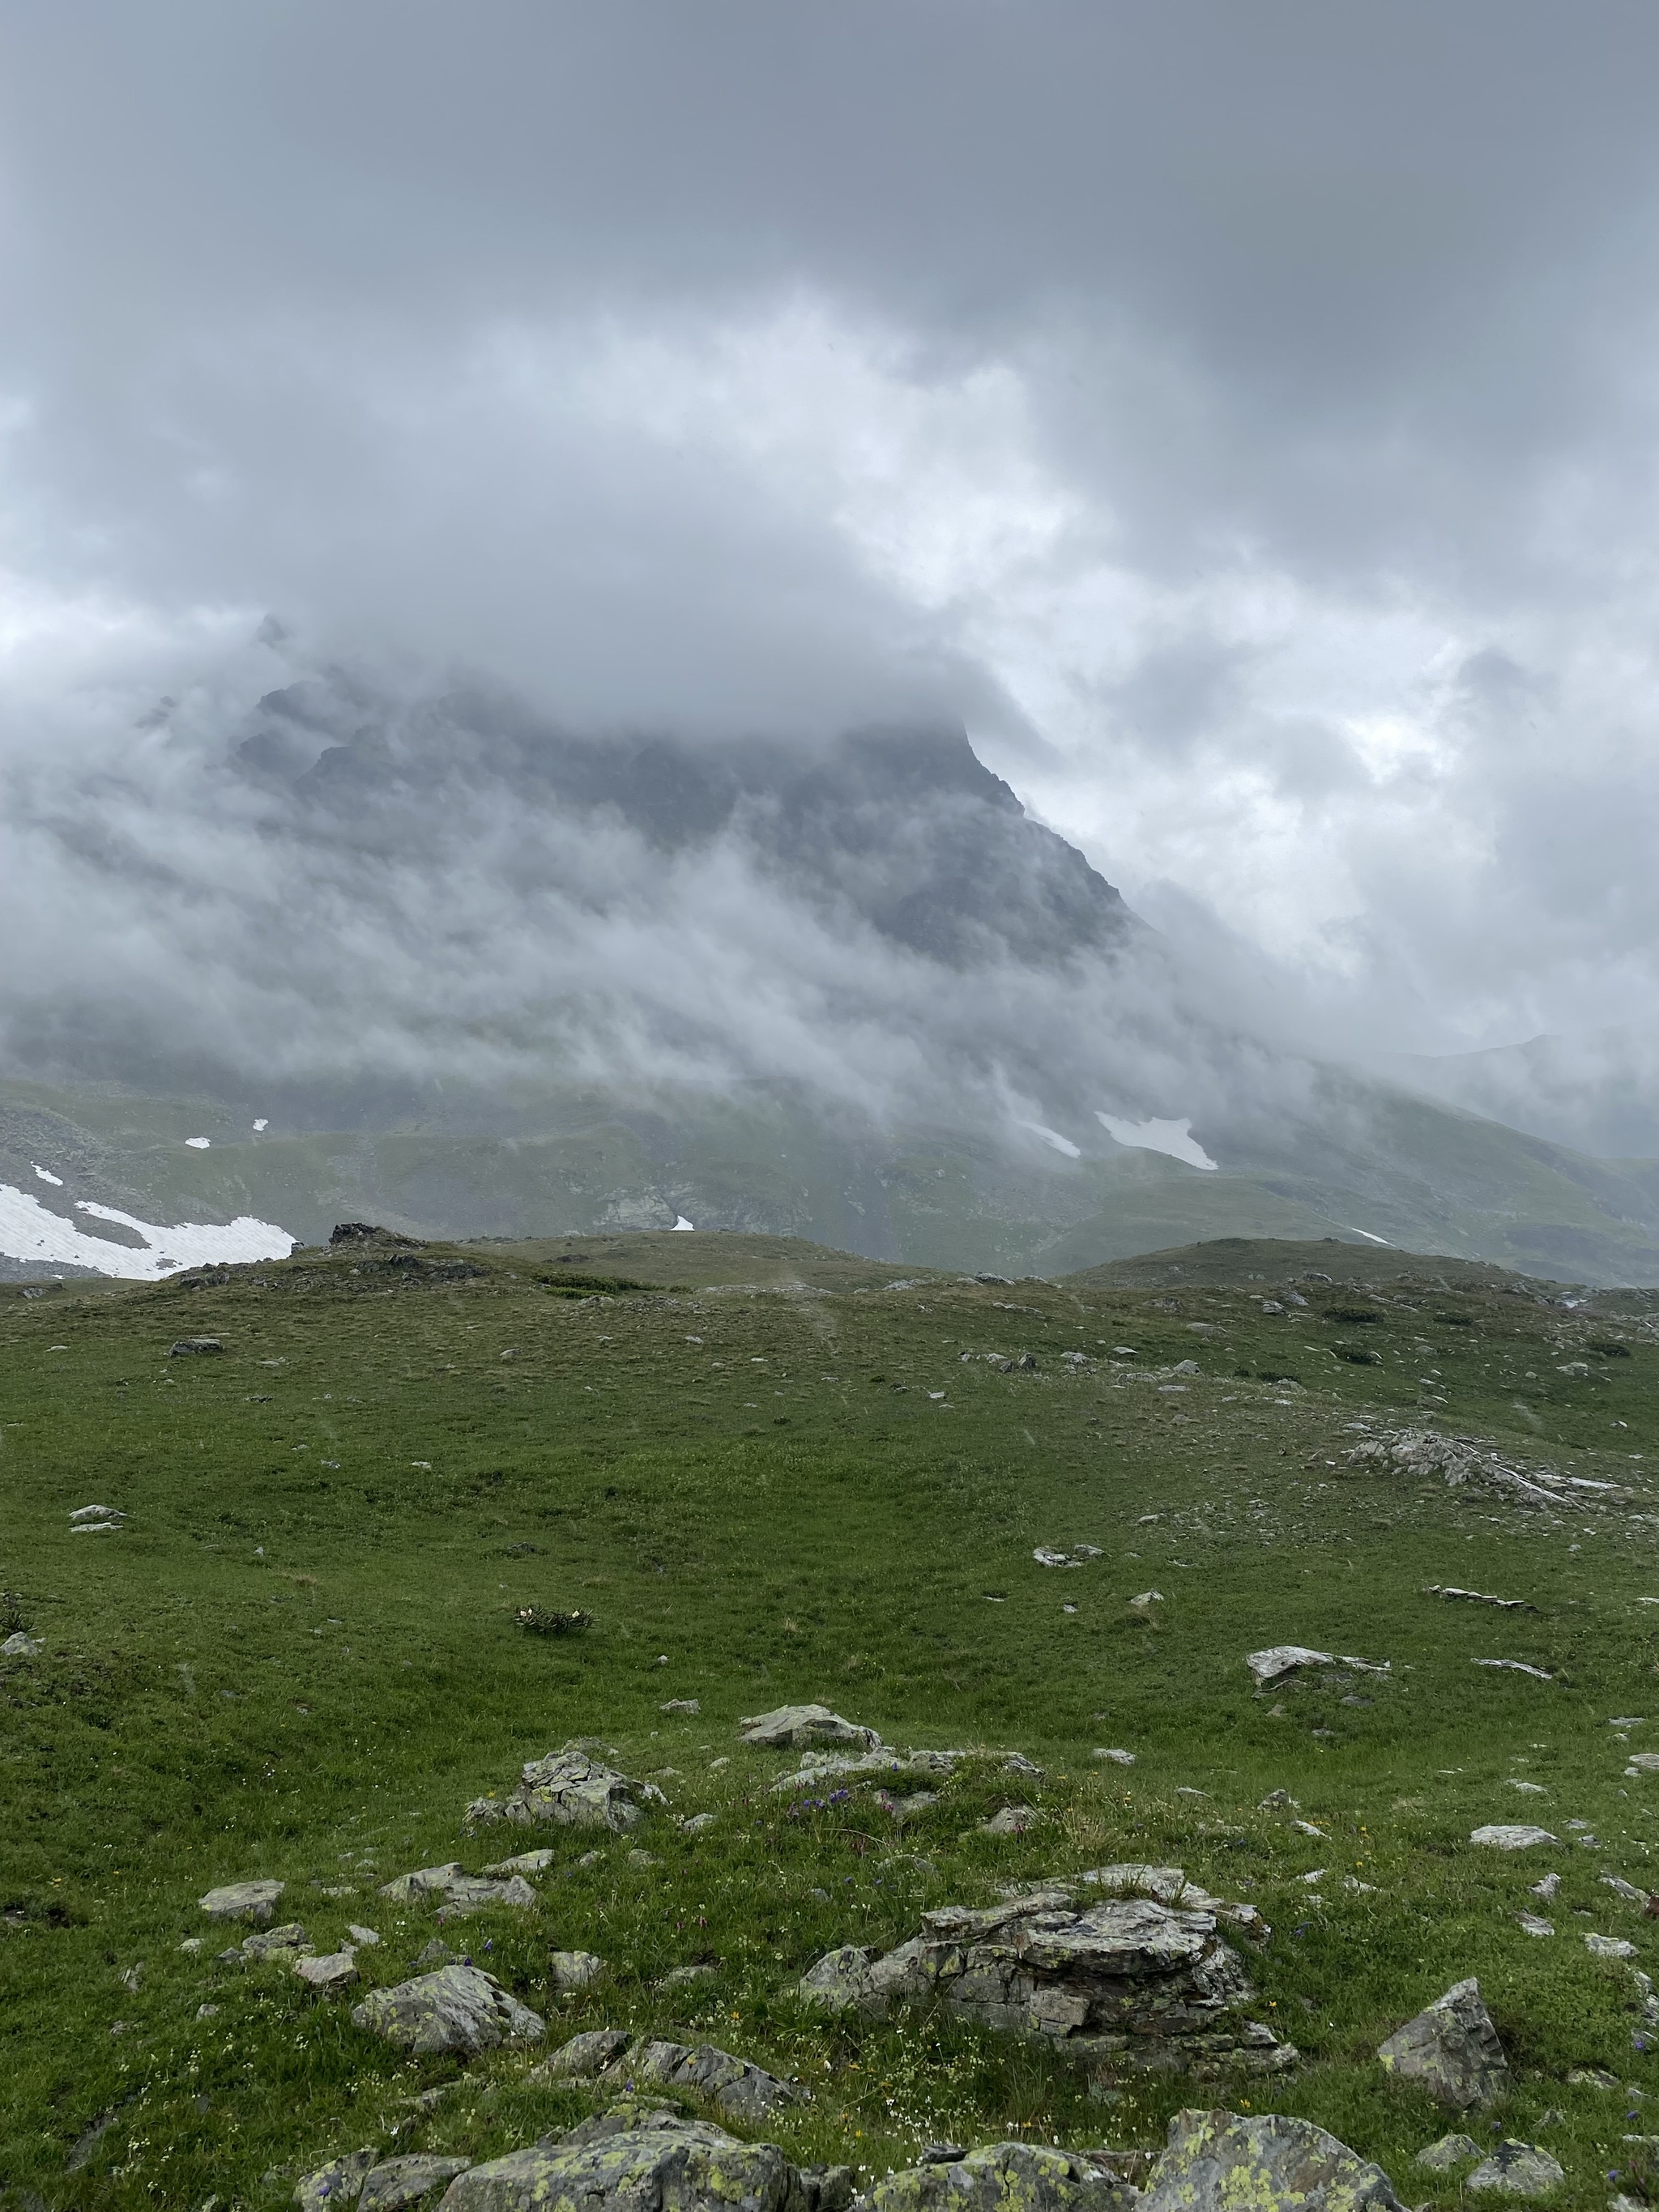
[6,1230,1659,2206]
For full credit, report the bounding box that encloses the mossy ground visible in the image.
[4,1235,1659,2207]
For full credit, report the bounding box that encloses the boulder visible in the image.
[360,2156,473,2210]
[296,2150,378,2208]
[548,1950,606,1991]
[350,1965,545,2055]
[1376,1979,1510,2108]
[1245,1646,1390,1689]
[1466,2144,1565,2197]
[798,1875,1294,2076]
[1415,2136,1481,2169]
[1141,2108,1403,2212]
[200,1878,285,1924]
[169,1336,224,1355]
[433,2103,797,2212]
[1,1631,42,1657]
[1470,1826,1560,1851]
[864,2142,1137,2212]
[465,1745,654,1832]
[296,1950,360,1990]
[242,1922,313,1959]
[377,1863,467,1902]
[482,1849,556,1876]
[738,1705,881,1751]
[542,2029,803,2121]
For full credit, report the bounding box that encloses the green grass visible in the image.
[5,1234,1659,2207]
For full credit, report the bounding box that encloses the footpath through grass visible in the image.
[5,1233,1659,2207]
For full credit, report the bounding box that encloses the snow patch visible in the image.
[253,1119,268,1132]
[185,1136,211,1149]
[1344,1225,1392,1245]
[31,1164,63,1187]
[1096,1113,1218,1171]
[671,1215,695,1231]
[1018,1121,1081,1159]
[0,1185,296,1281]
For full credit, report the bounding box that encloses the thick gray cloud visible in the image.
[5,0,1659,1127]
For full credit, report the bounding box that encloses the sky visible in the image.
[6,1,1659,1109]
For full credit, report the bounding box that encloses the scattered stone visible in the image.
[1605,1877,1650,1905]
[1532,1873,1562,1900]
[1471,1826,1561,1850]
[1,1631,42,1657]
[1129,1592,1163,1611]
[348,1924,381,1946]
[737,1705,881,1751]
[1518,1915,1556,1937]
[1467,2142,1565,2197]
[1141,2108,1404,2212]
[294,2148,378,2208]
[799,1875,1294,2074]
[242,1922,313,1960]
[413,1939,454,1967]
[678,1813,719,1836]
[660,1964,717,1988]
[1508,1781,1549,1794]
[868,2140,1138,2212]
[196,2002,219,2019]
[980,1805,1036,1836]
[627,1848,659,1869]
[349,1964,546,2055]
[200,1879,286,1924]
[169,1337,224,1355]
[660,1698,701,1715]
[548,2031,803,2122]
[548,1950,606,1991]
[1376,1978,1510,2108]
[1093,1749,1135,1766]
[1258,1789,1298,1809]
[1586,1934,1639,1959]
[437,2103,794,2212]
[1566,2067,1619,2088]
[377,1863,535,1917]
[1246,1645,1390,1688]
[65,2108,120,2173]
[295,1950,360,1990]
[359,2155,474,2210]
[1291,1820,1328,1839]
[1475,1660,1555,1681]
[1417,2135,1482,2169]
[1626,1754,1659,1775]
[465,1745,656,1832]
[483,1849,557,1877]
[1428,1587,1537,1611]
[180,1937,203,1954]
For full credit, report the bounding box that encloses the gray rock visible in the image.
[1093,1750,1135,1766]
[1245,1646,1390,1688]
[548,1950,606,1991]
[413,1939,454,1967]
[377,1864,536,1916]
[738,1704,881,1751]
[1,1631,42,1657]
[1141,2108,1404,2212]
[359,2155,473,2210]
[661,1698,702,1715]
[242,1922,313,1959]
[377,1863,467,1902]
[482,1850,556,1877]
[981,1805,1035,1835]
[541,2028,802,2122]
[295,2149,378,2209]
[1377,1978,1510,2108]
[348,1924,381,1946]
[1415,2135,1482,2169]
[436,2105,797,2212]
[799,1877,1294,2075]
[295,1950,360,1989]
[1467,2144,1565,2197]
[865,2141,1137,2212]
[680,1813,719,1836]
[799,2166,858,2212]
[200,1878,285,1924]
[169,1336,224,1355]
[544,2027,632,2076]
[349,1964,545,2055]
[1586,1933,1638,1958]
[465,1745,652,1832]
[660,1964,718,1988]
[1470,1826,1560,1850]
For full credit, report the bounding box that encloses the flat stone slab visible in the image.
[295,1950,360,1990]
[200,1879,285,1924]
[1470,1826,1561,1850]
[1245,1645,1390,1688]
[1377,1978,1510,2109]
[350,1964,545,2056]
[738,1704,881,1750]
[1141,2108,1404,2212]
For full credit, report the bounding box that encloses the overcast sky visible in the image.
[6,0,1659,1072]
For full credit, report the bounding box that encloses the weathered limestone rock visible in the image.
[1141,2108,1403,2212]
[1,1631,42,1657]
[350,1964,545,2055]
[295,2149,378,2208]
[242,1922,313,1959]
[200,1878,285,1924]
[739,1704,881,1751]
[864,2142,1137,2212]
[542,2028,803,2121]
[799,1876,1294,2077]
[482,1849,556,1877]
[296,1950,360,1990]
[1377,1979,1510,2108]
[360,2155,473,2210]
[1467,2144,1565,2197]
[376,1864,536,1916]
[1416,2136,1482,2169]
[1471,1826,1560,1851]
[377,1863,466,1902]
[465,1745,655,1832]
[1245,1646,1390,1689]
[169,1336,224,1355]
[434,2103,797,2212]
[548,1950,606,1991]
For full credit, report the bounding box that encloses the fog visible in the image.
[6,3,1659,1151]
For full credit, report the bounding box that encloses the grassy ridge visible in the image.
[5,1235,1659,2206]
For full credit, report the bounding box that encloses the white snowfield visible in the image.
[1096,1112,1219,1171]
[1018,1120,1082,1158]
[0,1185,296,1281]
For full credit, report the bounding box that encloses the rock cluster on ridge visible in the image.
[464,1744,659,1832]
[798,1869,1293,2077]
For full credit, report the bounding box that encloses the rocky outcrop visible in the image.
[799,1872,1293,2077]
[433,2101,800,2212]
[377,1863,539,1916]
[739,1705,881,1751]
[349,1964,545,2055]
[1376,1979,1510,2108]
[1139,2108,1403,2212]
[544,2029,804,2121]
[464,1745,659,1832]
[295,2150,471,2210]
[861,2142,1137,2212]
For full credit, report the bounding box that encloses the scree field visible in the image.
[6,1229,1659,2209]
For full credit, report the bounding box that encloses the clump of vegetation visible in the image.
[514,1605,592,1636]
[0,1590,28,1635]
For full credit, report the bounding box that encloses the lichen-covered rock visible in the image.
[1415,2136,1482,2169]
[200,1878,285,1924]
[739,1705,881,1751]
[433,2106,797,2212]
[378,1863,467,1902]
[548,1950,606,1991]
[350,1964,545,2055]
[1467,2144,1564,2197]
[359,2154,473,2210]
[799,1877,1294,2076]
[541,2029,803,2121]
[242,1922,313,1959]
[863,2142,1137,2212]
[1377,1979,1510,2108]
[1141,2108,1403,2212]
[296,2149,378,2209]
[465,1745,653,1833]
